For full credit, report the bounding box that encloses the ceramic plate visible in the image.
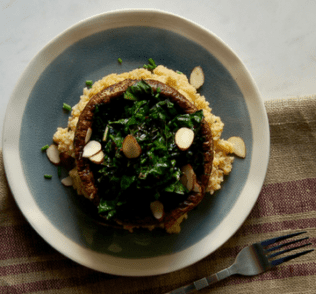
[2,9,269,276]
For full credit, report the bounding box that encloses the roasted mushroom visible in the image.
[74,79,213,229]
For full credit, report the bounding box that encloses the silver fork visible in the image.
[166,231,314,294]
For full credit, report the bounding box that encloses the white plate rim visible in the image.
[2,8,270,276]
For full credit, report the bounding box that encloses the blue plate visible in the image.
[3,9,269,276]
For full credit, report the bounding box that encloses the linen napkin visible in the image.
[0,96,315,294]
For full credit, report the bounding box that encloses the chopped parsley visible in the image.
[90,80,205,220]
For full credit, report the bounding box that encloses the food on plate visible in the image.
[85,80,93,88]
[143,58,157,70]
[85,128,92,144]
[190,66,205,89]
[63,103,72,112]
[41,144,50,151]
[73,78,213,231]
[227,136,246,158]
[82,140,102,158]
[122,134,142,159]
[150,200,164,221]
[175,127,195,151]
[46,144,60,165]
[52,64,240,233]
[61,176,73,186]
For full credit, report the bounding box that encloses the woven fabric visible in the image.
[1,96,316,294]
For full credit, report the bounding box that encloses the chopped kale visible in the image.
[124,80,153,100]
[90,80,205,219]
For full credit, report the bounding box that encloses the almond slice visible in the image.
[193,181,202,193]
[122,135,142,158]
[180,164,196,192]
[46,144,60,165]
[180,173,188,189]
[190,66,205,89]
[175,127,194,151]
[227,136,246,158]
[90,151,104,164]
[150,200,164,221]
[102,126,109,142]
[85,128,92,144]
[61,176,73,187]
[82,140,102,158]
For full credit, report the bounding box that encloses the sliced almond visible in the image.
[150,200,164,221]
[61,176,73,187]
[180,173,188,189]
[227,136,246,158]
[122,135,142,158]
[90,150,104,164]
[190,66,205,89]
[82,140,102,158]
[85,128,92,144]
[180,164,196,192]
[193,181,202,193]
[102,126,109,142]
[46,144,60,165]
[175,127,194,151]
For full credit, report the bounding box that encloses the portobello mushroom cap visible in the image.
[74,79,213,229]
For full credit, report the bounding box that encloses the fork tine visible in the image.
[271,249,314,267]
[260,231,307,247]
[268,242,312,258]
[266,237,309,252]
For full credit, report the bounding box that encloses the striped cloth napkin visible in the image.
[1,96,315,294]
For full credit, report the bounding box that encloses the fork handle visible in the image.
[165,267,234,294]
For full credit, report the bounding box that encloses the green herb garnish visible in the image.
[63,103,72,112]
[41,144,49,151]
[90,80,205,220]
[44,174,52,179]
[86,80,93,87]
[118,58,122,64]
[143,58,157,70]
